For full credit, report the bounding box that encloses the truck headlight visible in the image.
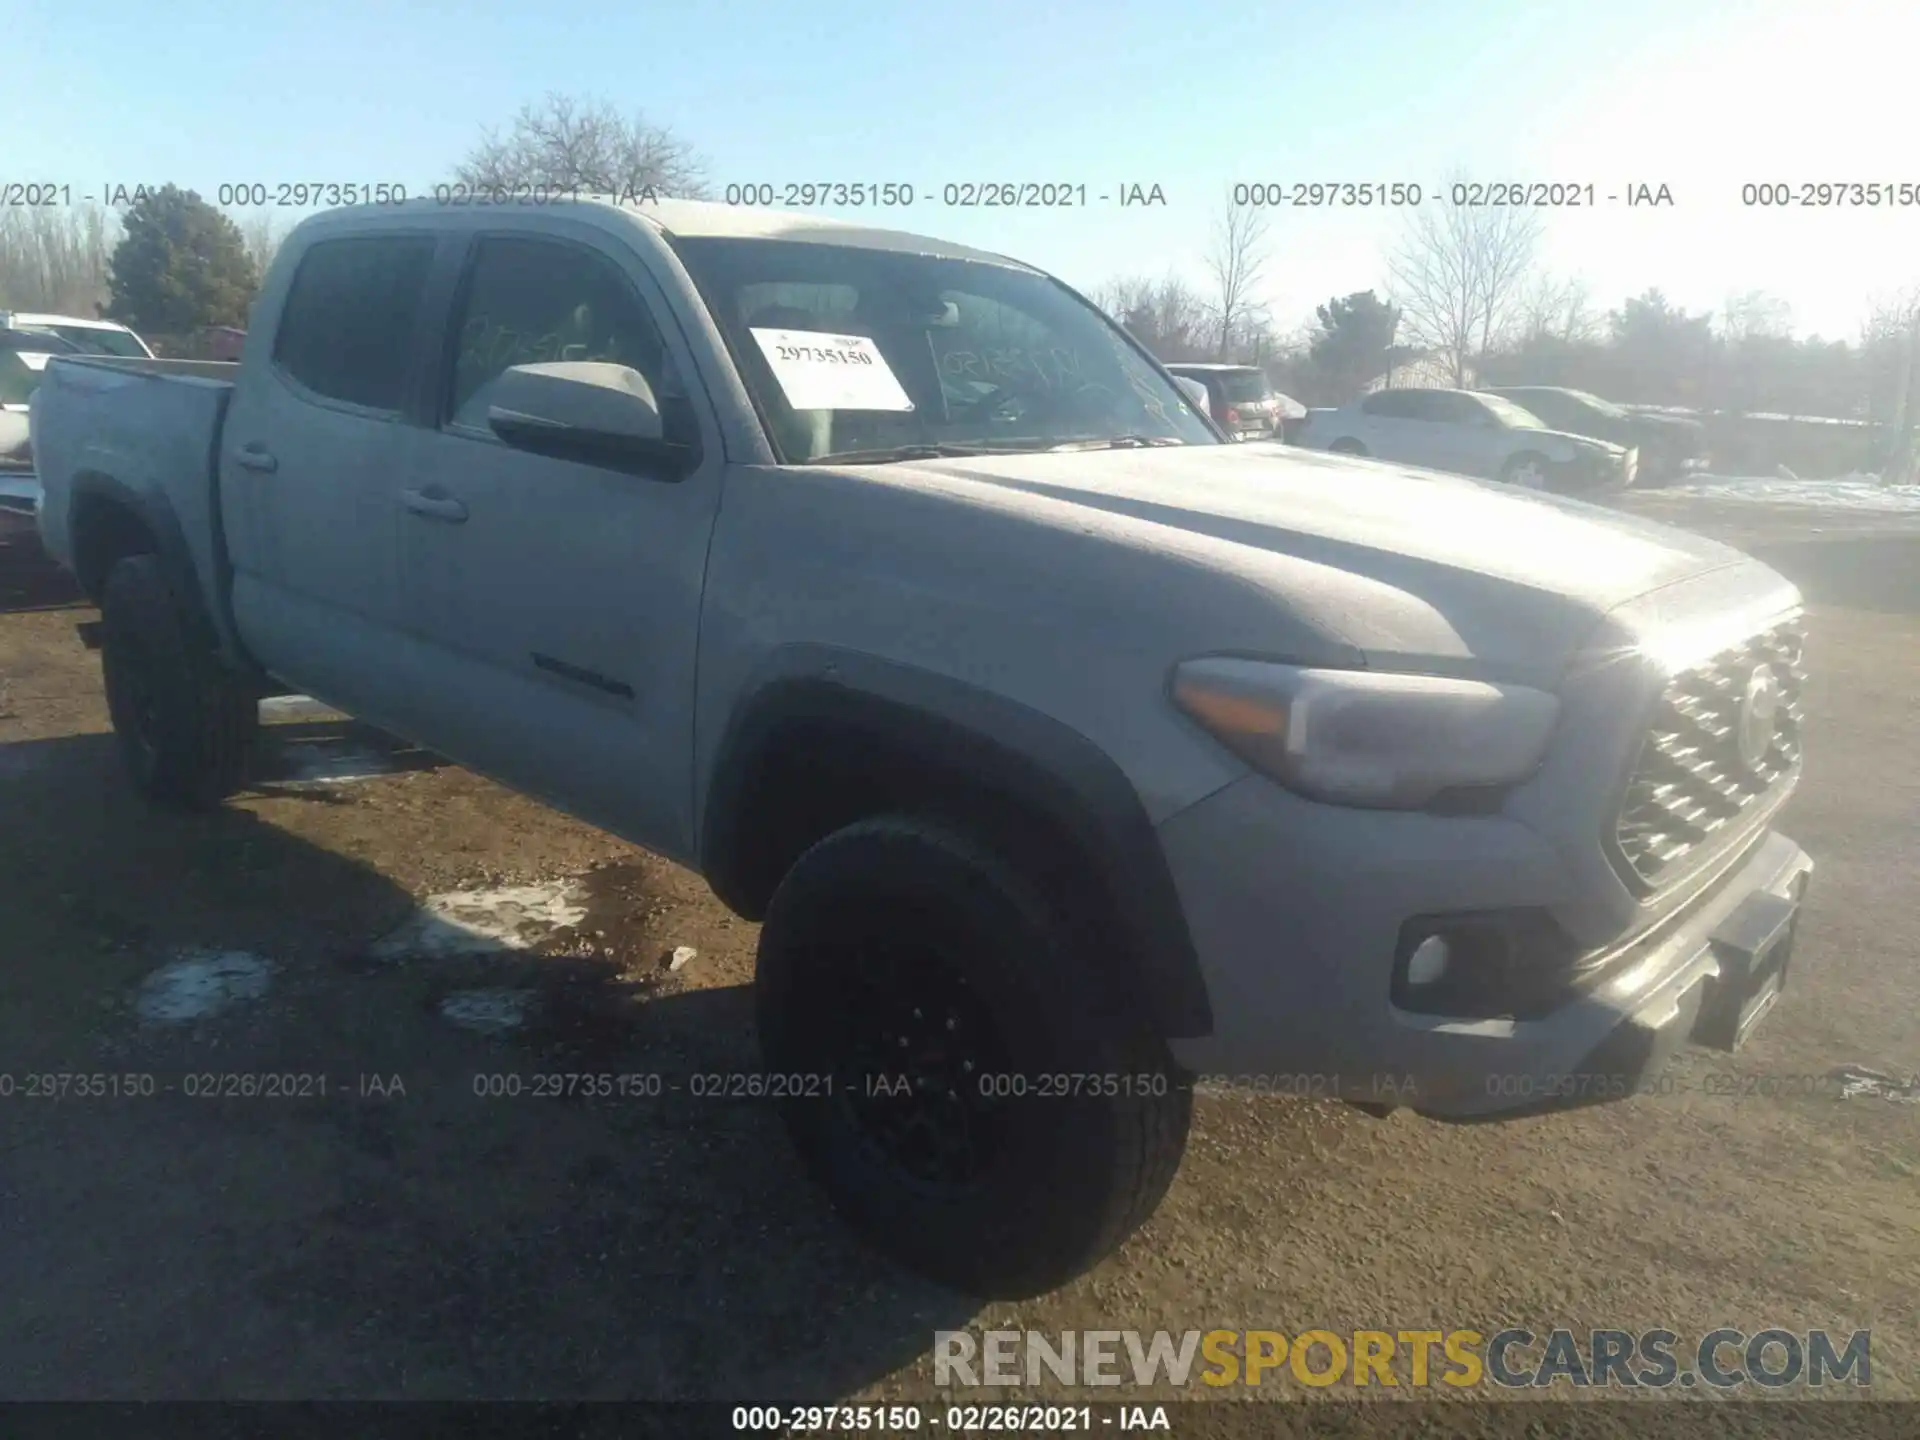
[1170,658,1560,808]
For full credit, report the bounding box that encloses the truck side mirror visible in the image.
[487,361,696,477]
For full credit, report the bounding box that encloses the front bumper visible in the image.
[1155,770,1812,1120]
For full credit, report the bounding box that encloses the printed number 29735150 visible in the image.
[774,343,874,366]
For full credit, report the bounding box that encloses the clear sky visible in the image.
[9,0,1916,341]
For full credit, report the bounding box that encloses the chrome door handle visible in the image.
[233,443,278,473]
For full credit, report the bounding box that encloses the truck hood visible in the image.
[865,441,1777,680]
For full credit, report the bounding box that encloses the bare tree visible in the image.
[1387,183,1544,385]
[1516,272,1597,345]
[1205,201,1271,359]
[0,204,118,314]
[1095,272,1213,361]
[455,92,710,200]
[239,213,285,283]
[1720,290,1794,344]
[1865,287,1920,481]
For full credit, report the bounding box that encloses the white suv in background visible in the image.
[1165,363,1288,441]
[1295,386,1637,494]
[0,312,153,359]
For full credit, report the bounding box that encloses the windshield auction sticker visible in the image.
[748,328,914,411]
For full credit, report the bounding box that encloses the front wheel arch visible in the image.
[699,654,1213,1040]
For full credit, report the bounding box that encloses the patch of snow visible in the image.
[371,881,588,960]
[439,987,536,1034]
[1654,472,1920,513]
[136,950,272,1023]
[1830,1065,1920,1103]
[258,695,348,723]
[264,736,407,786]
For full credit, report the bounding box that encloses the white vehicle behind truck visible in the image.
[1295,386,1637,494]
[0,311,154,359]
[32,198,1813,1298]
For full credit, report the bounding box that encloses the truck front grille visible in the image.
[1612,616,1806,889]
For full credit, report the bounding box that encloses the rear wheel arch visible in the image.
[68,474,258,682]
[69,478,169,600]
[700,655,1213,1040]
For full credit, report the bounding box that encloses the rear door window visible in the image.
[273,235,436,413]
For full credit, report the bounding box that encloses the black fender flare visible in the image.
[699,647,1213,1040]
[67,471,260,682]
[68,471,194,602]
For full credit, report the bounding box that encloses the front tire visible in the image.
[1329,438,1368,456]
[755,816,1192,1298]
[100,554,257,809]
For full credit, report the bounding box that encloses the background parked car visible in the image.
[1164,363,1282,440]
[1292,386,1637,494]
[198,325,247,361]
[0,311,153,359]
[1482,385,1705,485]
[1271,390,1309,443]
[0,330,84,511]
[1169,374,1212,417]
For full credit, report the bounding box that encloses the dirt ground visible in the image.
[1,498,1916,1418]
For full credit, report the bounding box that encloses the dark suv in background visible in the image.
[1165,363,1282,440]
[1483,385,1706,484]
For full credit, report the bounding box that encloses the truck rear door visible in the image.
[220,230,440,715]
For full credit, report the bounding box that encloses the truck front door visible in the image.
[390,227,723,862]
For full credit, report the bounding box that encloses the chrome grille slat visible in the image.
[1612,615,1807,888]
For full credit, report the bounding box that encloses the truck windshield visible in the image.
[668,235,1218,463]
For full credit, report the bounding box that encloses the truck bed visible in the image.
[31,353,238,599]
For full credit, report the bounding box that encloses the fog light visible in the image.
[1405,935,1452,987]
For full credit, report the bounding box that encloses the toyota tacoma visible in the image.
[31,198,1812,1298]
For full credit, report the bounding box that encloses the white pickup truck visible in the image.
[32,198,1813,1298]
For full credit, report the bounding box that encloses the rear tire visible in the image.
[755,815,1192,1298]
[99,554,256,810]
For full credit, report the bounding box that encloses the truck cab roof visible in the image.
[293,196,1035,270]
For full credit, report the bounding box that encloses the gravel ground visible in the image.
[0,500,1914,1423]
